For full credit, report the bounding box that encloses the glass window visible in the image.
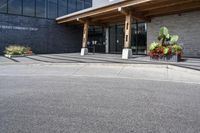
[76,0,84,11]
[85,0,92,8]
[48,0,58,19]
[0,0,7,13]
[131,22,147,55]
[58,0,67,16]
[23,0,35,16]
[36,0,47,18]
[68,0,76,13]
[8,0,22,15]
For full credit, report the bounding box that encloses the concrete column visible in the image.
[105,27,109,54]
[81,21,89,56]
[122,12,132,59]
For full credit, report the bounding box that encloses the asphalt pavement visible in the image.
[0,62,200,133]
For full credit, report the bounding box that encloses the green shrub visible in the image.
[4,45,31,55]
[172,44,183,55]
[149,26,183,58]
[164,47,170,55]
[149,42,160,51]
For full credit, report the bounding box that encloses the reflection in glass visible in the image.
[0,0,7,13]
[137,23,147,54]
[88,26,106,53]
[58,0,68,16]
[131,23,147,54]
[109,24,124,54]
[109,25,116,53]
[68,0,76,13]
[1,0,92,18]
[23,0,35,16]
[85,0,92,8]
[77,0,84,11]
[36,0,47,18]
[48,0,58,19]
[108,23,147,54]
[8,0,22,15]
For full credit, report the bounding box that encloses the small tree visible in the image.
[158,26,179,46]
[149,26,183,60]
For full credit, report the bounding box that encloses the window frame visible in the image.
[22,0,35,17]
[0,0,93,19]
[0,0,8,13]
[47,0,58,19]
[8,0,23,15]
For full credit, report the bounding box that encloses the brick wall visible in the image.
[0,13,82,55]
[147,11,200,57]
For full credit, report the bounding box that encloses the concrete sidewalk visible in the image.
[1,53,200,71]
[0,63,200,84]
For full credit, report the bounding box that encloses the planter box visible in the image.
[4,52,33,58]
[150,55,181,62]
[4,54,25,58]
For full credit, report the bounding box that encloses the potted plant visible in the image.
[149,27,183,62]
[25,47,33,56]
[4,45,33,58]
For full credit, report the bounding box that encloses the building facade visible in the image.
[0,0,92,55]
[147,11,200,57]
[59,0,200,58]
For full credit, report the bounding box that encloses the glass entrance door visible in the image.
[88,26,105,53]
[109,24,124,54]
[131,23,147,55]
[109,22,147,55]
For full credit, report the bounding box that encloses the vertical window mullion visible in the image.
[136,21,138,54]
[46,0,48,18]
[67,0,68,14]
[7,0,8,13]
[21,0,24,15]
[48,0,58,19]
[76,0,77,11]
[56,0,59,17]
[34,0,36,17]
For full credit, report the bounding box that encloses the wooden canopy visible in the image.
[56,0,200,25]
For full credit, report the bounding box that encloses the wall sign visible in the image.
[0,25,38,31]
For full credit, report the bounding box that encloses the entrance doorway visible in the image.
[88,26,105,53]
[132,23,147,54]
[87,22,147,55]
[109,22,147,54]
[109,24,124,54]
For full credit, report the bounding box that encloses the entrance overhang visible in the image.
[56,0,200,59]
[56,0,200,25]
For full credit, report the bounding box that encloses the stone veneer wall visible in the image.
[0,13,82,55]
[147,11,200,57]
